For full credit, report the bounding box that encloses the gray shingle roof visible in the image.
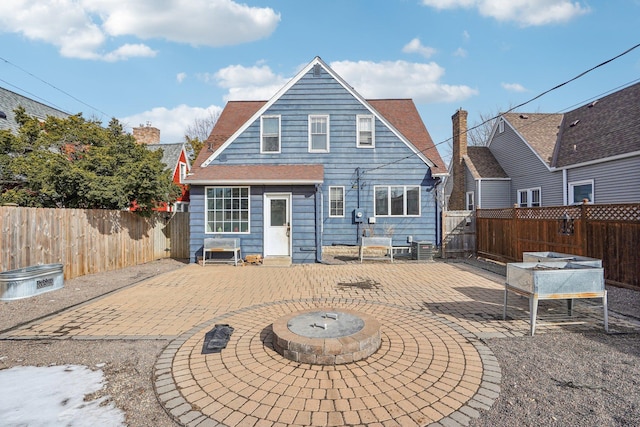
[553,81,640,167]
[502,113,563,166]
[0,87,69,133]
[464,146,508,179]
[147,143,186,171]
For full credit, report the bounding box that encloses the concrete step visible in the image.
[262,256,292,267]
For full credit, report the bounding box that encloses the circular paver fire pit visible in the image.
[272,308,381,365]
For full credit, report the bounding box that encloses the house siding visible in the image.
[490,124,563,206]
[479,180,511,209]
[189,65,440,263]
[566,155,640,204]
[189,185,318,263]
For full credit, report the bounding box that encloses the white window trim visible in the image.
[517,187,541,207]
[374,185,421,217]
[357,114,375,148]
[179,162,187,183]
[173,201,189,212]
[260,115,281,154]
[328,186,345,217]
[308,115,330,153]
[466,191,475,211]
[498,119,505,133]
[205,186,251,234]
[569,179,594,205]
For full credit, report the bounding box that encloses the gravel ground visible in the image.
[1,257,639,427]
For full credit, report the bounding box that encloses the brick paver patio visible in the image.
[4,261,635,426]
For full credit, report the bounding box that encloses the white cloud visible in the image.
[208,63,289,101]
[0,0,280,61]
[402,38,437,58]
[208,60,477,104]
[330,60,478,103]
[501,82,527,92]
[453,47,468,57]
[462,30,470,41]
[102,43,157,62]
[420,0,590,26]
[176,72,187,84]
[120,104,223,143]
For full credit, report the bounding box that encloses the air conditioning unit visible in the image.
[411,241,434,261]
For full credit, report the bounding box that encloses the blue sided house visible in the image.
[186,56,447,264]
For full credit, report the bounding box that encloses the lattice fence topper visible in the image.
[476,208,513,219]
[516,206,582,220]
[478,203,640,222]
[586,204,640,221]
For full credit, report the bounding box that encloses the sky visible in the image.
[1,0,639,165]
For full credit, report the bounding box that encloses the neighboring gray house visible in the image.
[186,56,447,264]
[448,82,640,210]
[0,86,69,133]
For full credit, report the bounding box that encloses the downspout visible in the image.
[315,184,323,263]
[433,177,443,247]
[562,169,568,205]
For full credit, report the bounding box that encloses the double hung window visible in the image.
[329,186,344,217]
[374,186,420,216]
[517,188,541,207]
[357,115,374,147]
[309,115,329,152]
[261,116,280,153]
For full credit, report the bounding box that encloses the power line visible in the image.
[0,56,111,119]
[365,42,640,174]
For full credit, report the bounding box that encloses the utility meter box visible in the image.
[353,208,365,223]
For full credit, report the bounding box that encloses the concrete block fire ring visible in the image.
[272,308,381,365]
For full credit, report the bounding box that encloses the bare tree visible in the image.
[467,103,527,146]
[184,109,221,160]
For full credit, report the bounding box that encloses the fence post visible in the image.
[580,199,589,256]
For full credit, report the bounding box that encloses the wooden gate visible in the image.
[442,210,476,258]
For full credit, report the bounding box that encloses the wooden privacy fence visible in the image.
[477,203,640,289]
[0,206,190,280]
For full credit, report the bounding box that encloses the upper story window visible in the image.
[374,185,420,217]
[569,180,593,204]
[498,118,505,134]
[357,115,375,148]
[179,162,187,183]
[261,115,280,153]
[329,186,344,217]
[517,188,541,207]
[309,115,329,152]
[205,187,250,233]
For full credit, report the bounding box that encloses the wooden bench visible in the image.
[360,237,393,263]
[203,238,242,266]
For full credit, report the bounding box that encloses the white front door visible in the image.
[264,193,291,257]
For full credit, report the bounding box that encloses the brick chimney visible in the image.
[449,109,468,210]
[133,123,160,144]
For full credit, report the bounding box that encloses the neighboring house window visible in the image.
[329,186,344,217]
[466,191,475,210]
[206,187,250,233]
[261,116,280,153]
[498,119,504,133]
[174,202,189,212]
[357,115,374,147]
[309,115,329,152]
[517,188,541,207]
[179,162,187,183]
[569,180,594,204]
[374,186,420,216]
